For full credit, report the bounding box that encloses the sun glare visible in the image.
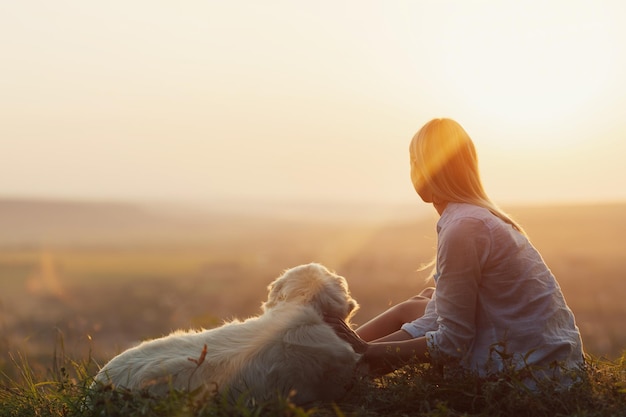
[435,2,617,151]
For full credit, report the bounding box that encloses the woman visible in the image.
[327,118,584,379]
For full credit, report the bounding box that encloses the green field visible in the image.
[0,200,625,416]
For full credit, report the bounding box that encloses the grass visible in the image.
[1,341,624,417]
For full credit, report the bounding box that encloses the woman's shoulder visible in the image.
[441,203,492,222]
[439,203,501,233]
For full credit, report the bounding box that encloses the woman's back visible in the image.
[432,203,583,374]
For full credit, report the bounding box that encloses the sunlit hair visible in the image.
[410,118,525,234]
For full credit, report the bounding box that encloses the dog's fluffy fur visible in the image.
[92,263,361,404]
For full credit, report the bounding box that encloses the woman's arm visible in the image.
[325,317,429,375]
[429,217,486,360]
[364,330,429,375]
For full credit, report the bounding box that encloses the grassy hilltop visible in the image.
[1,198,625,416]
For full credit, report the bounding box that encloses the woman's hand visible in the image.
[323,315,369,354]
[324,316,430,376]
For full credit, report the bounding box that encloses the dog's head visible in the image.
[262,263,359,322]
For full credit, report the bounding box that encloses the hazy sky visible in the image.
[2,1,625,206]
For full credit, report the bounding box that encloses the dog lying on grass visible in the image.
[92,263,361,405]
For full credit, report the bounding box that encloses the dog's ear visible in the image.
[346,298,359,320]
[263,276,285,311]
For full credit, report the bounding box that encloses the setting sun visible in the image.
[439,2,617,132]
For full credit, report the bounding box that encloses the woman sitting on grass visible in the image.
[327,118,584,382]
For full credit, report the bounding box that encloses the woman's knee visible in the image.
[413,287,435,300]
[393,297,430,323]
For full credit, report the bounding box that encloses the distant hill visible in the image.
[0,197,419,246]
[0,199,170,246]
[0,198,264,246]
[504,201,626,253]
[0,197,623,247]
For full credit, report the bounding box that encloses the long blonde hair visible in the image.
[410,118,525,234]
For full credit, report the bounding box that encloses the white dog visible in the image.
[92,263,361,405]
